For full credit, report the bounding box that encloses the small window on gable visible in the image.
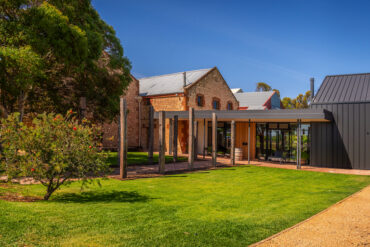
[212,98,220,110]
[196,94,204,107]
[227,102,233,110]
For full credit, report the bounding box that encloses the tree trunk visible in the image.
[44,191,53,200]
[18,91,27,122]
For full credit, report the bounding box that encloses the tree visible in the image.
[281,91,311,109]
[282,97,294,109]
[0,111,109,200]
[0,0,131,121]
[0,46,44,121]
[256,82,272,92]
[272,89,280,97]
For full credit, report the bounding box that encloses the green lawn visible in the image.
[106,152,187,166]
[0,166,369,246]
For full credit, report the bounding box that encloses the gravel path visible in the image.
[252,185,370,247]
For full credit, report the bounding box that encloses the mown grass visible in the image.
[106,152,187,167]
[0,166,369,246]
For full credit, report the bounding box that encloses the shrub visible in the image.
[0,111,109,200]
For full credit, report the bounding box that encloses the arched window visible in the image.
[212,97,220,110]
[196,94,205,107]
[227,101,233,110]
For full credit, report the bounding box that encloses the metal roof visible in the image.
[234,91,275,109]
[154,109,332,122]
[231,88,243,93]
[139,68,213,96]
[313,73,370,104]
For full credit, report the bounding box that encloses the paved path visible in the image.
[252,185,370,247]
[110,154,370,179]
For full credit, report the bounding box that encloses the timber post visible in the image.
[231,120,235,166]
[212,112,217,167]
[173,116,178,163]
[188,108,194,169]
[159,111,166,174]
[169,118,173,155]
[194,120,198,161]
[248,119,251,164]
[119,98,128,179]
[148,105,154,165]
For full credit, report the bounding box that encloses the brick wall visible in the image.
[102,76,140,149]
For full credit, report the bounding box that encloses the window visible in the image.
[196,94,204,107]
[212,97,220,110]
[227,102,233,110]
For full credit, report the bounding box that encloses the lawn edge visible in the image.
[249,184,370,246]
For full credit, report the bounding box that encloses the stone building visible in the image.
[102,67,239,154]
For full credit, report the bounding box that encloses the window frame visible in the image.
[212,97,221,110]
[227,101,233,110]
[196,94,205,107]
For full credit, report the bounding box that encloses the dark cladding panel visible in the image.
[359,104,365,169]
[336,104,345,168]
[348,104,354,167]
[311,103,367,169]
[332,104,339,167]
[366,104,370,169]
[353,104,360,168]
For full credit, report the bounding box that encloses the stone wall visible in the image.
[186,68,239,110]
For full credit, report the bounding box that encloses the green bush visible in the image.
[0,111,109,200]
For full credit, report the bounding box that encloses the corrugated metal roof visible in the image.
[234,91,275,109]
[231,88,243,93]
[139,68,213,96]
[314,73,370,103]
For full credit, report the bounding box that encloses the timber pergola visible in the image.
[152,108,332,170]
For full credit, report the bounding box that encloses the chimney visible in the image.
[310,77,315,102]
[183,72,186,87]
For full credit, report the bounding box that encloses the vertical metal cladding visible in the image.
[310,73,370,170]
[311,103,370,169]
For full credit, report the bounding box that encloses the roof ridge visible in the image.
[234,91,274,94]
[139,68,213,80]
[326,72,370,77]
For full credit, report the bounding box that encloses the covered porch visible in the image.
[154,109,332,169]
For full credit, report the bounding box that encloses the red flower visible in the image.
[69,110,73,114]
[73,127,77,131]
[89,145,92,149]
[53,117,57,121]
[31,168,35,172]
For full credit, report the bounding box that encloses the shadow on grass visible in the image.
[52,190,154,203]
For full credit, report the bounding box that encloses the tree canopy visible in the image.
[256,82,272,92]
[282,91,311,109]
[0,0,131,121]
[255,81,310,109]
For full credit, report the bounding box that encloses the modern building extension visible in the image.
[310,73,370,170]
[157,73,370,170]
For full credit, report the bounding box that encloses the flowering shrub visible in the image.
[0,111,109,200]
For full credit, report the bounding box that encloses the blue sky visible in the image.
[92,0,370,98]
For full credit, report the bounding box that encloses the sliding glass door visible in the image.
[256,123,311,164]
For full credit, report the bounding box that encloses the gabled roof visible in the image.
[234,91,276,110]
[139,68,213,96]
[314,73,370,104]
[231,88,243,94]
